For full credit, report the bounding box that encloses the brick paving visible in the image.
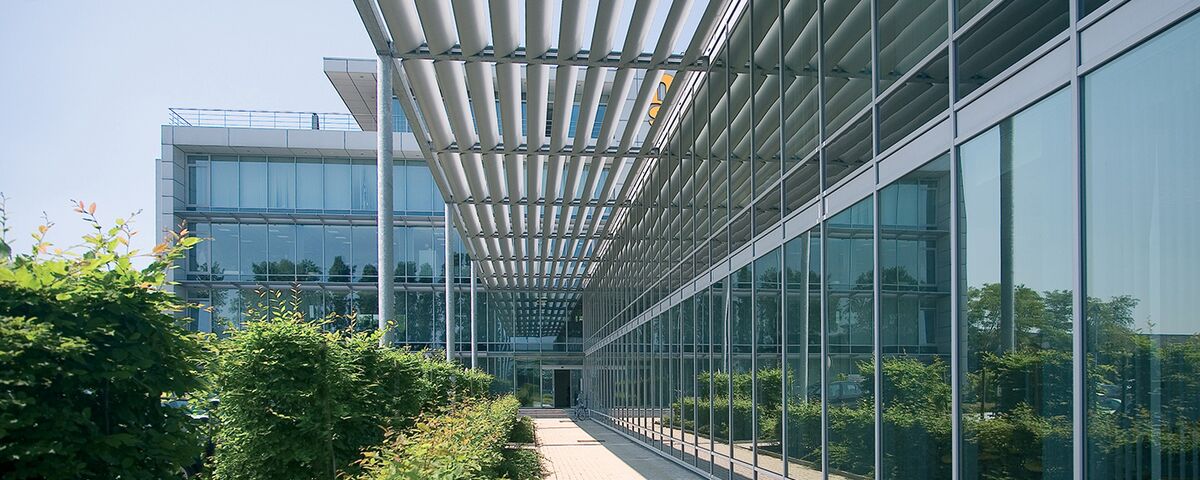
[529,411,702,480]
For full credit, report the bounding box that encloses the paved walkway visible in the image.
[526,410,702,480]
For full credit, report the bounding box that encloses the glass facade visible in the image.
[185,155,445,215]
[581,4,1200,480]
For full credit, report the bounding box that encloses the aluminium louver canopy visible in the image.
[350,0,744,291]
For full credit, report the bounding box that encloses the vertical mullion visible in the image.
[816,0,828,477]
[947,1,962,479]
[778,2,789,477]
[869,0,883,478]
[1069,0,1085,476]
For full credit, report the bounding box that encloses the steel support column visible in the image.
[470,261,478,369]
[377,54,395,346]
[445,207,453,361]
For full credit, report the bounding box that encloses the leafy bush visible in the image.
[420,357,493,411]
[0,205,205,479]
[210,304,495,479]
[497,448,543,480]
[356,396,526,480]
[509,415,537,444]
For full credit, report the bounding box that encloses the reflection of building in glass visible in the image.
[158,1,1200,478]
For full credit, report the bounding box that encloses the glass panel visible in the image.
[239,156,267,209]
[267,157,295,209]
[211,288,242,335]
[406,161,436,213]
[1079,0,1112,18]
[267,223,297,282]
[188,222,211,277]
[351,159,377,211]
[211,155,239,208]
[324,225,352,283]
[296,225,323,282]
[825,196,875,478]
[211,223,238,281]
[878,0,948,92]
[824,114,873,188]
[879,49,950,152]
[239,224,267,282]
[407,291,435,345]
[785,228,823,478]
[324,158,351,210]
[711,278,730,451]
[956,0,1069,99]
[880,155,952,479]
[187,156,210,206]
[755,248,783,473]
[958,90,1073,480]
[352,225,377,283]
[822,0,872,135]
[296,158,323,210]
[1084,15,1200,480]
[782,0,820,176]
[730,265,754,459]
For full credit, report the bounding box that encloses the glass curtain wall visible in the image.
[579,4,1199,480]
[1083,14,1200,479]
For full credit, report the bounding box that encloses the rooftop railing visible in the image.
[168,107,363,131]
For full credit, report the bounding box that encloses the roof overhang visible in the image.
[347,0,746,291]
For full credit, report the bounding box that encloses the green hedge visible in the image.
[211,309,494,480]
[0,209,205,479]
[356,395,536,480]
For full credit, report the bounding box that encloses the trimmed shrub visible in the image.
[509,415,537,444]
[0,207,205,479]
[210,305,495,479]
[420,357,493,411]
[356,395,524,480]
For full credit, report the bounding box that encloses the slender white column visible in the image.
[445,207,453,361]
[376,55,395,346]
[470,261,478,369]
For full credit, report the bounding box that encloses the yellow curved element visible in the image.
[647,73,674,124]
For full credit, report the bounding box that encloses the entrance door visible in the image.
[553,369,572,408]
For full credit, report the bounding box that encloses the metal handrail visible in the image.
[167,107,364,131]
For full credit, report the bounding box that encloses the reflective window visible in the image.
[211,155,239,208]
[239,224,267,282]
[958,89,1073,480]
[351,159,377,211]
[187,156,210,206]
[825,196,874,478]
[956,0,1068,99]
[754,248,783,472]
[239,156,267,209]
[406,161,435,213]
[296,225,323,282]
[188,222,210,276]
[880,154,952,479]
[352,225,377,282]
[211,223,238,280]
[785,227,822,478]
[1084,14,1200,479]
[267,157,295,209]
[324,225,352,282]
[823,0,872,135]
[267,223,296,281]
[296,158,323,210]
[324,159,351,210]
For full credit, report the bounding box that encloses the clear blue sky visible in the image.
[0,0,373,256]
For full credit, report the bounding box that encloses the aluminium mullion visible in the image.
[778,2,789,476]
[947,0,962,478]
[1069,0,1085,477]
[870,0,884,479]
[817,0,829,477]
